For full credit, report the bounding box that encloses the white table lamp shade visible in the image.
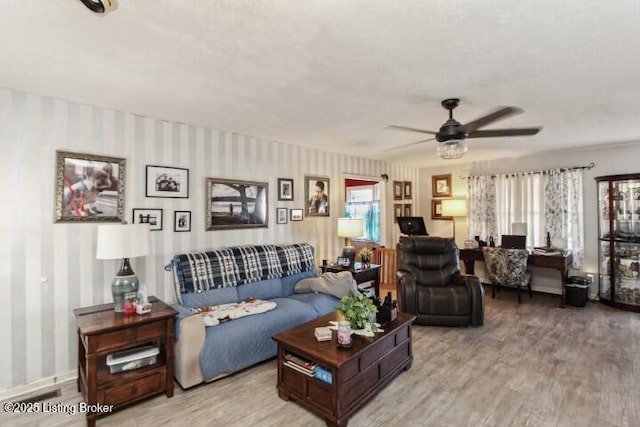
[512,222,528,236]
[337,218,364,238]
[441,199,467,217]
[96,224,151,260]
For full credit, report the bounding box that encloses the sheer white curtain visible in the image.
[495,173,545,249]
[467,168,584,268]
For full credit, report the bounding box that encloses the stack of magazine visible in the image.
[284,353,317,377]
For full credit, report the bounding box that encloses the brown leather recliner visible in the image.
[396,236,484,327]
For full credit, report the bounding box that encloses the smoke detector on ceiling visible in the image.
[79,0,118,14]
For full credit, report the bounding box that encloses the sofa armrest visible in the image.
[172,304,206,389]
[453,274,485,326]
[396,270,417,315]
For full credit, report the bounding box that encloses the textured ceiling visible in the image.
[1,0,640,167]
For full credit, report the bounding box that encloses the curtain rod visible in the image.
[460,162,595,179]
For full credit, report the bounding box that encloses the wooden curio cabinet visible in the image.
[596,174,640,312]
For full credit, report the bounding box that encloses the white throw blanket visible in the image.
[193,299,277,327]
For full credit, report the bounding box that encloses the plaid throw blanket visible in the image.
[172,243,315,294]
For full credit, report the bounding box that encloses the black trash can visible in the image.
[566,276,590,307]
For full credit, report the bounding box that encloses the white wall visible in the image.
[0,87,419,394]
[418,142,640,296]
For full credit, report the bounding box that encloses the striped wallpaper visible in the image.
[0,87,419,394]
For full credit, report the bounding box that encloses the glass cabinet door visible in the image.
[613,241,640,306]
[599,241,611,301]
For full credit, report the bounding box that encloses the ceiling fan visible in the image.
[388,98,542,159]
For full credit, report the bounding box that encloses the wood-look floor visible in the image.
[3,289,639,427]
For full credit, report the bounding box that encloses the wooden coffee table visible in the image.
[272,311,416,427]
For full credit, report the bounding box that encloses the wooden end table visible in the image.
[272,311,415,427]
[73,296,177,427]
[320,263,382,296]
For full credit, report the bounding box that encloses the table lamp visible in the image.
[96,224,151,312]
[441,199,467,241]
[337,218,364,262]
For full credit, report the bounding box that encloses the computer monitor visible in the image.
[501,234,527,249]
[397,217,428,236]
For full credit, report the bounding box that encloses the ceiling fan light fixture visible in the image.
[79,0,118,14]
[436,140,468,160]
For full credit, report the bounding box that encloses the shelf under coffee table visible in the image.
[272,311,415,427]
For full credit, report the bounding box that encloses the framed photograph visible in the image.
[432,174,452,198]
[305,176,330,216]
[54,150,125,223]
[404,181,412,199]
[174,210,191,232]
[393,181,403,200]
[206,178,268,230]
[290,208,303,222]
[337,256,352,268]
[431,199,452,220]
[277,178,294,201]
[393,203,403,223]
[276,207,288,224]
[132,208,163,231]
[404,204,412,216]
[146,165,189,198]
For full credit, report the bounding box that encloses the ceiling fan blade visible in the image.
[383,137,436,152]
[461,106,524,133]
[388,125,438,135]
[467,128,542,138]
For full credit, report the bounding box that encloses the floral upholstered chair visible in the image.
[482,247,532,303]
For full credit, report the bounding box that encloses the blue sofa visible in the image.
[170,243,340,389]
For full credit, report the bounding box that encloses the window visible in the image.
[468,168,584,267]
[345,185,381,242]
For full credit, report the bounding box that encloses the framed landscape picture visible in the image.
[146,165,189,198]
[277,178,294,201]
[174,210,191,232]
[305,176,330,216]
[432,174,452,198]
[54,150,125,223]
[206,178,268,230]
[132,208,163,231]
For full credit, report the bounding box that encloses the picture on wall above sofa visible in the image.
[54,150,125,223]
[145,165,189,198]
[206,178,268,230]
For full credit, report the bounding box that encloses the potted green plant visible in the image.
[335,290,378,330]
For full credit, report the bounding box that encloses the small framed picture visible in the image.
[337,256,352,267]
[276,207,288,224]
[174,210,191,232]
[393,181,403,200]
[132,208,163,231]
[393,203,403,223]
[404,204,412,216]
[432,174,452,198]
[290,208,303,222]
[278,178,294,201]
[146,165,189,198]
[404,181,412,199]
[431,199,452,220]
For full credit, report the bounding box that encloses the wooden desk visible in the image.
[459,249,573,308]
[321,263,382,297]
